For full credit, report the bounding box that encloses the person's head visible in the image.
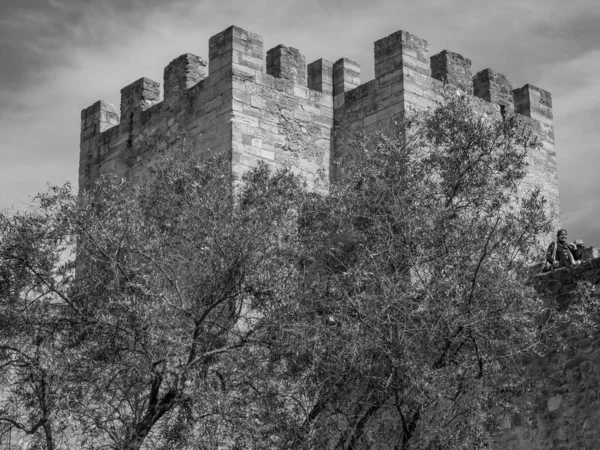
[557,229,568,242]
[575,238,584,247]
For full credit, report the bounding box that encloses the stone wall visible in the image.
[330,29,559,232]
[79,28,569,447]
[80,26,334,193]
[494,253,600,450]
[80,25,559,226]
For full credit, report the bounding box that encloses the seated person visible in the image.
[546,229,577,270]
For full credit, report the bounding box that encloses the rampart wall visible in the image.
[80,25,559,226]
[80,26,334,193]
[494,253,600,450]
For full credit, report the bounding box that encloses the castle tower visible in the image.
[79,25,559,226]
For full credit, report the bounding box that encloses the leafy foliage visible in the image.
[271,93,557,449]
[1,152,309,449]
[0,94,592,449]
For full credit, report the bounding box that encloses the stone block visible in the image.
[80,100,119,140]
[294,109,312,122]
[333,58,361,97]
[209,26,264,75]
[118,77,161,140]
[548,395,563,412]
[163,54,207,108]
[430,50,473,93]
[307,59,334,95]
[267,45,307,86]
[374,30,429,79]
[514,84,553,122]
[473,69,514,111]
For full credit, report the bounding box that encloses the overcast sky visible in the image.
[1,0,599,245]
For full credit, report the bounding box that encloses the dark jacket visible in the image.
[546,241,576,268]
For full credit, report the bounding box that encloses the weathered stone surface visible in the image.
[267,44,307,86]
[374,29,429,79]
[494,257,600,450]
[119,77,161,136]
[80,26,557,225]
[473,68,514,110]
[332,57,360,98]
[430,50,473,93]
[163,53,206,110]
[77,24,571,450]
[80,24,559,240]
[307,58,334,95]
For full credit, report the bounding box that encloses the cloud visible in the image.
[1,0,600,245]
[531,49,600,242]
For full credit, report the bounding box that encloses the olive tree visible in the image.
[1,93,595,450]
[256,93,590,449]
[0,151,308,449]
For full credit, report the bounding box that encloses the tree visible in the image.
[0,183,75,450]
[0,150,310,449]
[245,92,593,449]
[0,93,594,450]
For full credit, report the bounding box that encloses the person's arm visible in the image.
[546,242,559,267]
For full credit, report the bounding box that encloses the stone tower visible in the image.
[75,25,591,450]
[80,25,558,224]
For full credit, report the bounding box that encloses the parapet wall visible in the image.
[494,255,600,450]
[80,26,334,193]
[329,30,559,229]
[80,25,559,227]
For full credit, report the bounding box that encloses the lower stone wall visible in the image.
[494,253,600,450]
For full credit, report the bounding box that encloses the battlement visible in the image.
[79,25,559,229]
[333,28,551,122]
